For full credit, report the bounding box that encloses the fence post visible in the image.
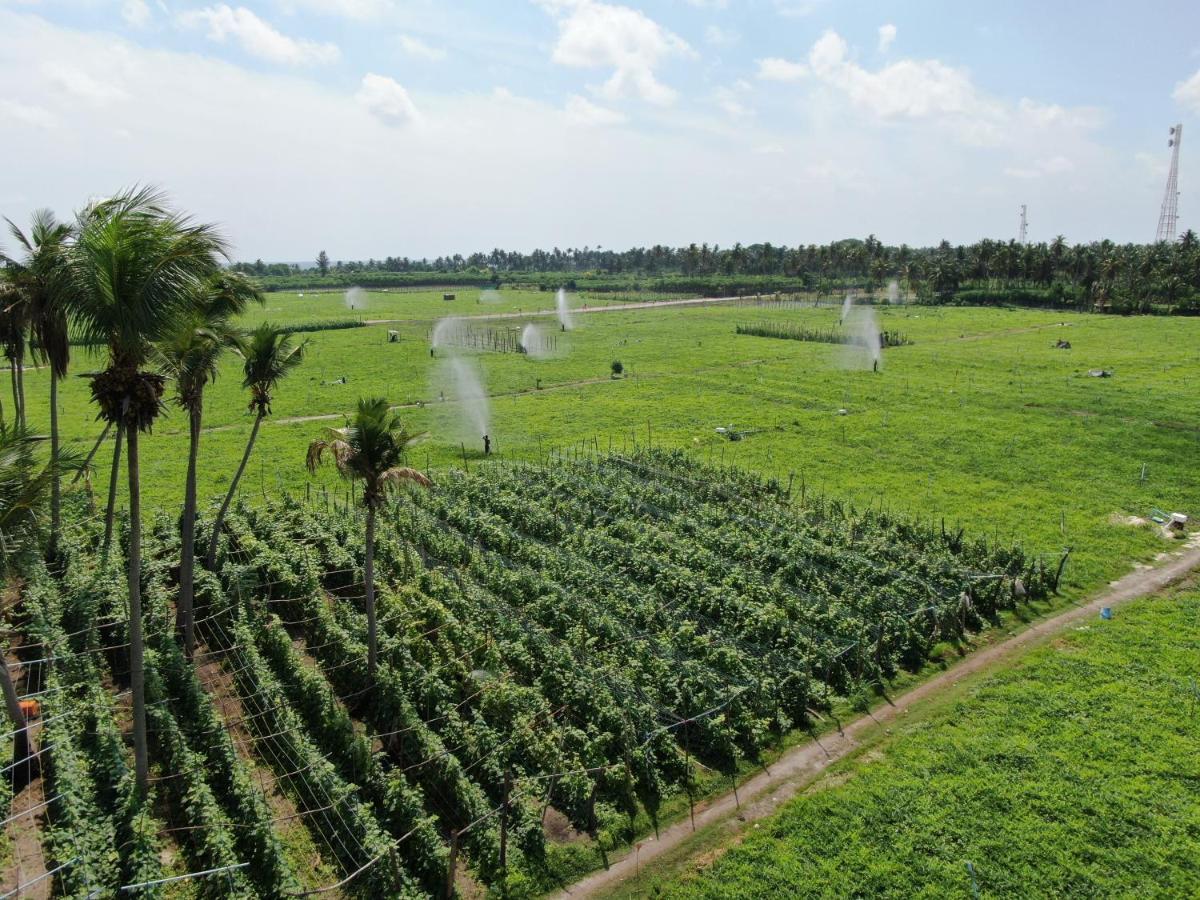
[499,770,512,875]
[444,830,459,899]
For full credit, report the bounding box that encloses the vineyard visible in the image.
[3,449,1053,898]
[735,321,912,348]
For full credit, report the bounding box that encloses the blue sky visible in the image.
[1,0,1198,260]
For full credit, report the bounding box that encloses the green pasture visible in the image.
[27,298,1200,598]
[636,585,1200,899]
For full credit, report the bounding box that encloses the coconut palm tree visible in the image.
[206,323,305,569]
[3,211,74,560]
[0,271,27,429]
[69,187,225,796]
[306,397,429,678]
[157,272,261,656]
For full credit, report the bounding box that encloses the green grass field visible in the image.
[630,584,1200,899]
[26,292,1200,600]
[10,288,1200,897]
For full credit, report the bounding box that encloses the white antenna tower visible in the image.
[1018,204,1028,244]
[1156,124,1182,243]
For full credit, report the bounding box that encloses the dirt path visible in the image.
[1,643,50,899]
[558,541,1200,899]
[362,295,745,326]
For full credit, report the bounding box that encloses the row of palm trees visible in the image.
[0,187,429,798]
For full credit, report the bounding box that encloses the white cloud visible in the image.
[279,0,394,21]
[809,30,985,121]
[805,29,1028,145]
[0,8,1150,259]
[538,0,694,105]
[704,25,736,46]
[877,23,896,53]
[714,85,751,119]
[564,93,626,125]
[43,63,128,106]
[774,0,825,18]
[178,5,339,66]
[1172,68,1200,112]
[397,34,446,62]
[122,0,151,28]
[1004,155,1074,179]
[0,98,56,129]
[756,56,808,82]
[1016,98,1104,130]
[356,73,421,126]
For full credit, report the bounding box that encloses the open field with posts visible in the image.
[32,287,1200,598]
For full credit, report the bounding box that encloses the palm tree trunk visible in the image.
[0,651,30,777]
[178,403,201,656]
[206,411,263,569]
[365,503,377,680]
[9,360,19,430]
[48,374,60,560]
[125,427,149,797]
[73,421,113,485]
[15,352,25,430]
[102,425,124,558]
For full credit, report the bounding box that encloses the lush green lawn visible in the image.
[639,586,1200,900]
[27,301,1200,598]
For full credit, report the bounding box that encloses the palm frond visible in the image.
[233,323,307,414]
[306,396,430,505]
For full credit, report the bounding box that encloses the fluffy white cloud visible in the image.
[1172,68,1200,112]
[877,23,896,52]
[809,30,988,122]
[43,62,129,106]
[397,34,446,62]
[279,0,395,21]
[1003,155,1074,179]
[0,98,56,129]
[538,0,694,105]
[178,5,340,66]
[756,56,807,82]
[1016,97,1104,130]
[0,8,1149,259]
[564,93,626,125]
[714,85,751,119]
[704,25,736,46]
[122,0,151,28]
[356,73,421,126]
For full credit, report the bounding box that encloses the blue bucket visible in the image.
[1100,607,1113,620]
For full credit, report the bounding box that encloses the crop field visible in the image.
[634,584,1200,899]
[29,289,1200,597]
[3,446,1053,896]
[7,286,1200,898]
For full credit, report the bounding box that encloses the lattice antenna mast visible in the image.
[1018,204,1028,245]
[1156,124,1182,243]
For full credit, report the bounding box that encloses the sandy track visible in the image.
[558,542,1200,898]
[362,295,746,326]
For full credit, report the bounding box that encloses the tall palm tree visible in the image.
[157,273,261,656]
[206,323,305,569]
[306,397,429,678]
[0,270,27,429]
[3,211,74,560]
[69,187,224,796]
